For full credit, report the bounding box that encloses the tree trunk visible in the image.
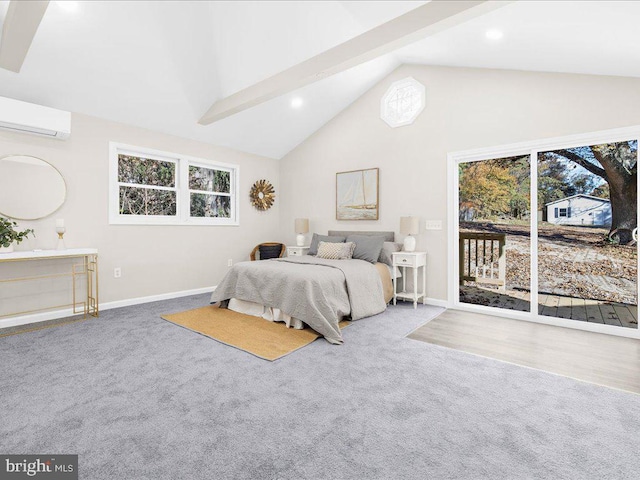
[605,167,636,245]
[555,143,637,244]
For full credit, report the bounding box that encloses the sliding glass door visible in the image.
[452,129,638,337]
[537,140,637,328]
[458,156,531,313]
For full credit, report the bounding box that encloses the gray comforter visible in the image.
[210,256,386,344]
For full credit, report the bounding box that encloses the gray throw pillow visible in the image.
[346,235,386,263]
[308,233,346,255]
[378,241,402,267]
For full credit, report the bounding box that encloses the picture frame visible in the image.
[336,168,379,220]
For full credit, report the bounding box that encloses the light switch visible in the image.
[425,220,442,230]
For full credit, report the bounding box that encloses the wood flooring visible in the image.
[408,309,640,394]
[460,285,638,328]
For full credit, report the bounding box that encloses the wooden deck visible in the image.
[460,286,638,328]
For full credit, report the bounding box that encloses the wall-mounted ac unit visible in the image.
[0,95,71,140]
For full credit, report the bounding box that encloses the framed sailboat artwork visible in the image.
[336,168,379,220]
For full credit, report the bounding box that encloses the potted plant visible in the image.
[0,216,35,253]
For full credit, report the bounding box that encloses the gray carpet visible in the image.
[1,294,638,480]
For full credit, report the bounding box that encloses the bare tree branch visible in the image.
[553,149,608,181]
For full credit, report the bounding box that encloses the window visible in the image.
[188,164,232,218]
[109,143,239,225]
[554,207,571,218]
[118,154,177,216]
[380,77,425,128]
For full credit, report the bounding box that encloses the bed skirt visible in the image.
[228,298,305,330]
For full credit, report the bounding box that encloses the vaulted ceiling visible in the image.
[0,1,638,159]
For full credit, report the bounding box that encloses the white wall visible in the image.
[279,64,640,302]
[546,197,612,226]
[3,64,640,314]
[0,113,282,307]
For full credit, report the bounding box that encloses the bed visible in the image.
[210,231,396,344]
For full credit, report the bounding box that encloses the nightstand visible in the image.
[392,251,427,309]
[287,246,310,257]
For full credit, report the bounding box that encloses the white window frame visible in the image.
[109,142,240,226]
[380,76,426,128]
[447,125,640,340]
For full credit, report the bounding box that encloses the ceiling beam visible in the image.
[0,0,49,73]
[198,0,512,125]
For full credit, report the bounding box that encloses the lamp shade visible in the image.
[295,218,309,234]
[400,216,419,236]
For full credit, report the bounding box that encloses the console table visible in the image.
[0,249,99,320]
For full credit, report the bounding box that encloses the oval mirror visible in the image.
[0,155,66,220]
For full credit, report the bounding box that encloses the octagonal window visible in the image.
[380,77,425,128]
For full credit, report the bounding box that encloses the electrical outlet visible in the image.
[425,220,443,231]
[114,267,122,278]
[227,259,233,267]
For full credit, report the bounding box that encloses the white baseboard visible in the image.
[100,286,215,310]
[0,286,216,330]
[392,297,448,308]
[425,297,449,308]
[1,287,443,330]
[0,309,79,330]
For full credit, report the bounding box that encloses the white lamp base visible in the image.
[403,235,416,252]
[296,234,305,247]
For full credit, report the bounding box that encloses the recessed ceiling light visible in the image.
[290,97,304,109]
[485,29,504,40]
[57,1,79,13]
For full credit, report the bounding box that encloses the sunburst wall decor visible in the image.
[250,179,275,211]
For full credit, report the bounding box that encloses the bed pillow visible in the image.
[308,234,346,255]
[378,241,403,267]
[316,241,355,260]
[346,234,386,263]
[258,244,283,260]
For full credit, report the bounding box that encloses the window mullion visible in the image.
[117,182,177,192]
[179,157,189,222]
[188,189,231,197]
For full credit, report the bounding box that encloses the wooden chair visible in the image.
[250,242,286,261]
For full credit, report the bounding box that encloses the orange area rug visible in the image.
[161,305,348,361]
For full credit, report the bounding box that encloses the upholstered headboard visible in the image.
[328,230,395,242]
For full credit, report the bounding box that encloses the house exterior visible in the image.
[545,194,612,226]
[459,201,476,222]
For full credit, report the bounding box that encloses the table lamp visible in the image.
[295,218,309,247]
[400,216,419,252]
